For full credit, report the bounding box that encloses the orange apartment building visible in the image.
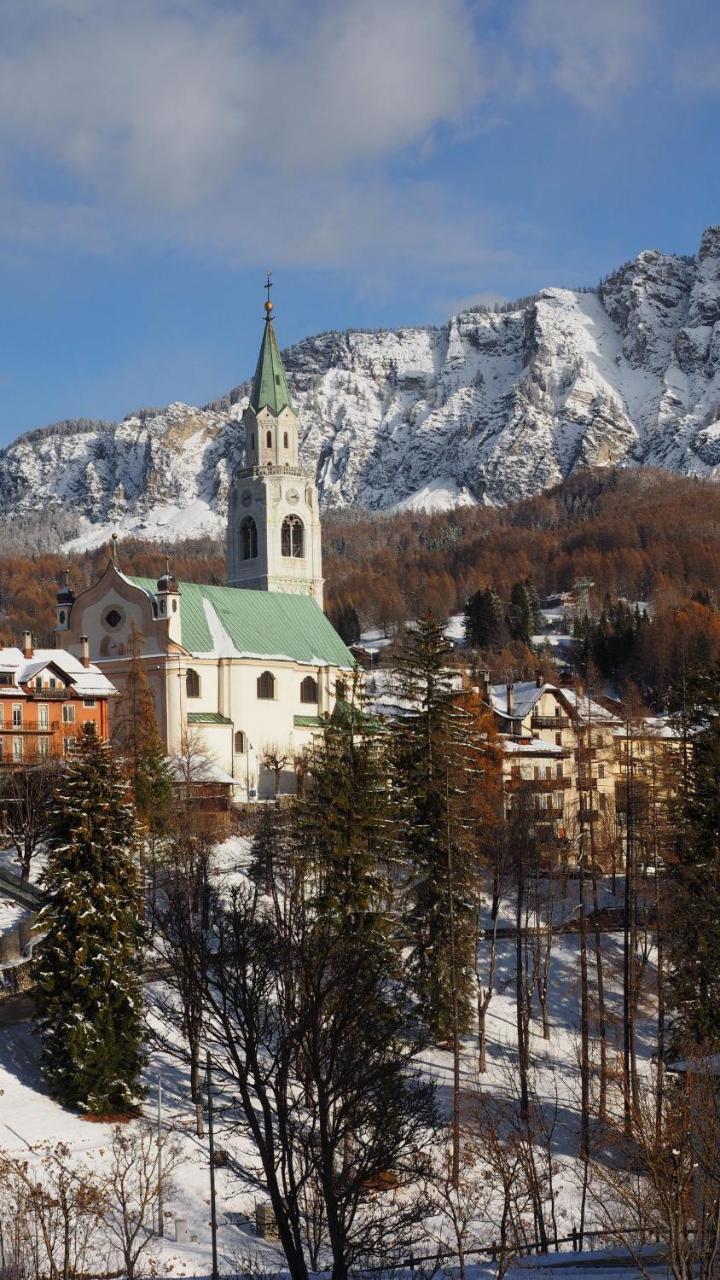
[0,633,116,766]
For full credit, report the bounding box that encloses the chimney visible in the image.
[81,636,90,669]
[481,668,491,699]
[506,682,515,716]
[536,671,543,688]
[22,630,32,659]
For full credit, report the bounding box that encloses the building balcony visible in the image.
[531,715,570,729]
[577,775,599,789]
[534,806,565,820]
[24,689,71,700]
[507,775,571,791]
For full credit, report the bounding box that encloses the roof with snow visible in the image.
[488,682,621,726]
[129,577,354,669]
[0,648,117,698]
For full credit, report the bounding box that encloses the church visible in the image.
[55,289,356,800]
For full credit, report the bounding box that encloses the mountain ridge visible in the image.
[3,226,720,550]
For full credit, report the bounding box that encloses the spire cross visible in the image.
[264,271,273,318]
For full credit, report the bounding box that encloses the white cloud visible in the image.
[516,0,655,109]
[0,0,482,203]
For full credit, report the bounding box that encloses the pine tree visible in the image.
[34,729,146,1112]
[507,580,535,645]
[293,674,397,922]
[464,587,505,649]
[112,625,173,835]
[666,666,720,1051]
[392,616,488,1040]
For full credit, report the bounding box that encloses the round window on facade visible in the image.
[104,608,123,630]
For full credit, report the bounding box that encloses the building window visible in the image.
[62,704,76,724]
[234,730,246,754]
[83,698,96,708]
[35,677,42,689]
[38,704,49,729]
[300,676,318,704]
[38,737,49,759]
[240,516,258,560]
[283,432,289,448]
[257,670,276,700]
[12,704,22,727]
[250,434,255,451]
[13,736,23,762]
[266,430,272,448]
[49,678,57,690]
[105,608,122,629]
[186,669,201,698]
[555,732,561,746]
[281,514,304,558]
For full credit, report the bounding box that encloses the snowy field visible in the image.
[0,836,661,1279]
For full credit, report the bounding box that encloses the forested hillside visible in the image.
[2,467,720,703]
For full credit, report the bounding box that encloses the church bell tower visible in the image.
[226,278,324,605]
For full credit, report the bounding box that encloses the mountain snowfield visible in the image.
[4,226,720,550]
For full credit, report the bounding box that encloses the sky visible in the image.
[1,0,720,446]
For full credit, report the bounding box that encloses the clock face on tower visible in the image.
[286,488,300,505]
[241,490,253,507]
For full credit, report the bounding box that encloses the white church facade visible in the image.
[55,290,355,799]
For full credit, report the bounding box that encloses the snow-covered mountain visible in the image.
[4,226,720,549]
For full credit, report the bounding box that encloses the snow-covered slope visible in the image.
[4,227,720,549]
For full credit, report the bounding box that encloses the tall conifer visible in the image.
[34,729,146,1112]
[392,616,489,1040]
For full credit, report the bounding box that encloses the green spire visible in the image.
[249,283,294,416]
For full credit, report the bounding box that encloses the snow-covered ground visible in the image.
[0,836,660,1278]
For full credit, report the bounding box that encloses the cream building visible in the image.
[56,291,355,799]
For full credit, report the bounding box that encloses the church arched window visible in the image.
[234,730,246,753]
[186,669,201,698]
[240,516,257,560]
[300,676,318,704]
[257,670,276,700]
[281,514,304,558]
[266,430,272,448]
[283,432,289,449]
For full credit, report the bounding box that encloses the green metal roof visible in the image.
[249,318,294,416]
[129,577,355,669]
[187,712,232,725]
[294,714,323,727]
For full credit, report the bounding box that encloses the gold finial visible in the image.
[111,531,118,564]
[264,270,273,316]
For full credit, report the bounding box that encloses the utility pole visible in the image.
[157,1072,163,1237]
[206,1051,219,1280]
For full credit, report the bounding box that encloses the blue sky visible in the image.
[0,0,719,446]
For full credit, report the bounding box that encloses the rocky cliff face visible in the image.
[3,227,720,549]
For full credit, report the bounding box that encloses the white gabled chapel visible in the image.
[56,287,355,799]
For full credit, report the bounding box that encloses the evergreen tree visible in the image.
[293,675,397,922]
[34,729,146,1112]
[392,616,488,1040]
[112,625,173,835]
[507,579,538,645]
[666,666,720,1051]
[464,586,505,649]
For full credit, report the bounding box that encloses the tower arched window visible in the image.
[234,730,247,753]
[257,670,276,700]
[186,669,201,698]
[281,514,304,558]
[283,432,289,449]
[300,675,318,704]
[240,515,257,560]
[266,430,272,448]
